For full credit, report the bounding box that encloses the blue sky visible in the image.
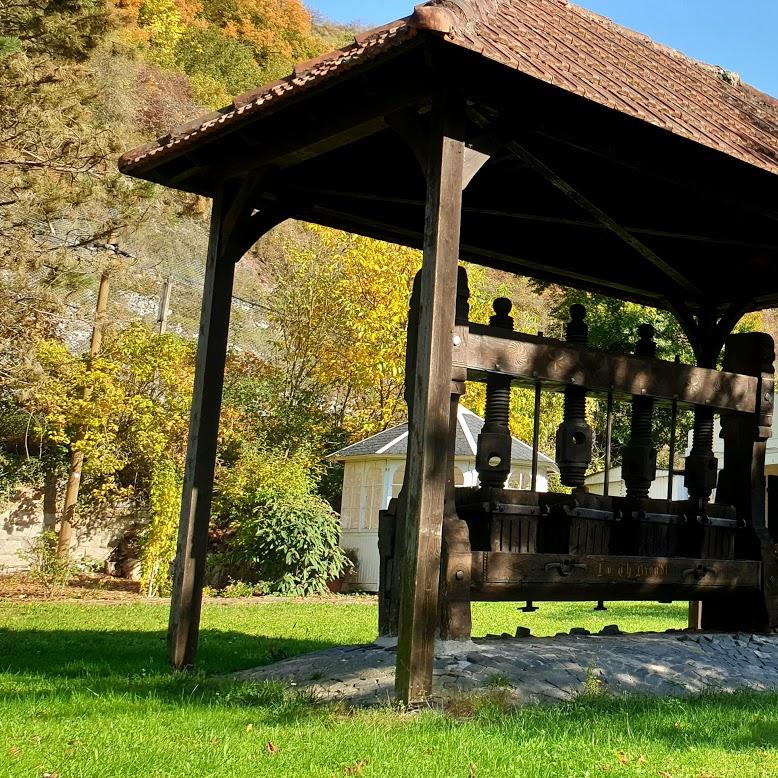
[309,0,778,95]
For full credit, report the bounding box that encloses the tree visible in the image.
[211,443,348,595]
[259,225,421,446]
[116,0,333,108]
[199,0,316,69]
[173,24,263,107]
[0,0,112,61]
[137,0,186,67]
[24,324,194,575]
[0,0,146,396]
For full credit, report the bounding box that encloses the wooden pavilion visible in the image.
[120,0,778,705]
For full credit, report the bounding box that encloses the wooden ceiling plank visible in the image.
[501,135,705,300]
[284,185,778,252]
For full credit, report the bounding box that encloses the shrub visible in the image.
[231,493,349,596]
[17,531,77,598]
[214,447,350,596]
[73,555,104,574]
[203,580,270,598]
[221,580,261,598]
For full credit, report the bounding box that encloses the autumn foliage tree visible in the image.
[114,0,334,106]
[0,0,146,394]
[256,225,421,448]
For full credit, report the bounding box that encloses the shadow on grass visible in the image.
[0,626,341,700]
[3,622,778,755]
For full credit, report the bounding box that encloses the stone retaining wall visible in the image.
[0,484,135,571]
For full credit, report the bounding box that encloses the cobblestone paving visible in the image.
[232,629,778,706]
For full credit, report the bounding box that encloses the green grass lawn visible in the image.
[1,600,777,777]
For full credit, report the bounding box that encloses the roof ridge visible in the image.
[411,1,505,35]
[328,421,410,458]
[376,429,409,455]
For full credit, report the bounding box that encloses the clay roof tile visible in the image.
[120,0,778,178]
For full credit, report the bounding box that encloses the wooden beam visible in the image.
[453,54,778,225]
[301,204,670,306]
[470,552,762,600]
[395,94,465,706]
[208,78,433,181]
[289,187,778,252]
[534,126,778,227]
[455,325,760,413]
[167,181,274,670]
[498,136,705,300]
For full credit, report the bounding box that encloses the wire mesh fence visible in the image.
[36,234,272,357]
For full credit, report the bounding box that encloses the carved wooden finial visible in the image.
[490,297,513,330]
[566,304,588,344]
[636,323,657,358]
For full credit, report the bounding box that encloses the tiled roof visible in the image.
[330,407,557,467]
[120,0,778,178]
[119,21,414,171]
[441,0,778,175]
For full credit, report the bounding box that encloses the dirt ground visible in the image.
[0,573,377,605]
[0,573,142,602]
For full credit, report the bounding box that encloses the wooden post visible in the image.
[439,267,472,642]
[688,601,703,632]
[704,332,776,631]
[168,184,243,669]
[157,277,173,335]
[57,270,111,559]
[395,95,465,705]
[381,271,422,638]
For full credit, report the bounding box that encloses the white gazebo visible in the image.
[331,406,557,591]
[586,413,778,506]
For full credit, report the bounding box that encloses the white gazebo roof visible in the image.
[330,407,556,467]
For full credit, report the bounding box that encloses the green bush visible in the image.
[231,493,348,596]
[214,448,349,596]
[203,580,270,598]
[221,580,267,598]
[17,531,77,598]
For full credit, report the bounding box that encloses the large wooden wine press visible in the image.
[120,1,778,705]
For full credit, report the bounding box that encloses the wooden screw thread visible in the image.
[477,298,514,488]
[556,304,592,487]
[563,388,586,423]
[624,324,657,501]
[690,409,715,454]
[683,402,718,504]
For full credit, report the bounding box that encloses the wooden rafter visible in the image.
[300,204,667,305]
[497,134,705,300]
[286,186,778,252]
